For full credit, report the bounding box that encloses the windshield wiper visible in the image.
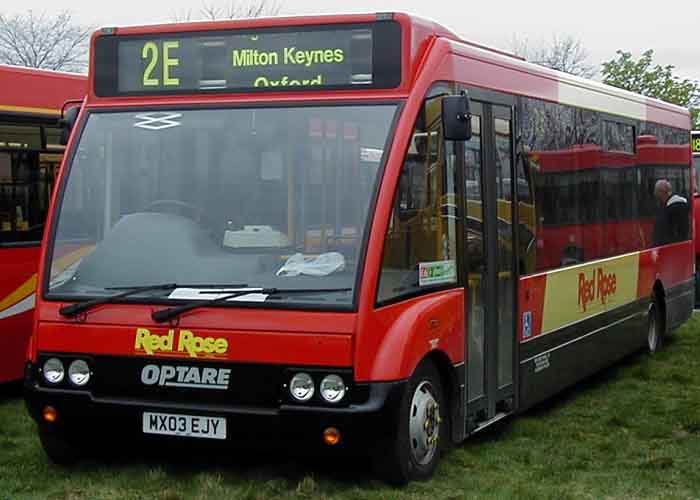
[59,283,247,318]
[151,287,352,324]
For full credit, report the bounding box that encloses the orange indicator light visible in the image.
[323,427,341,446]
[42,406,58,423]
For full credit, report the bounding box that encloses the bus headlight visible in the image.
[320,375,346,403]
[68,360,91,387]
[289,372,314,402]
[43,358,65,384]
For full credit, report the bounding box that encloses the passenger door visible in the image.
[461,98,517,431]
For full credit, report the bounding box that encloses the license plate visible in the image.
[142,412,226,440]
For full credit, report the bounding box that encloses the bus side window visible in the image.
[377,95,458,304]
[396,117,429,221]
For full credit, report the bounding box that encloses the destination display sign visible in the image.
[94,22,402,96]
[692,131,700,154]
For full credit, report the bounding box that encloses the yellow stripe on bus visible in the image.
[0,245,95,314]
[50,245,96,278]
[541,252,640,335]
[0,104,60,116]
[0,275,36,313]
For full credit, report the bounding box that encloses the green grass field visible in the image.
[2,315,700,500]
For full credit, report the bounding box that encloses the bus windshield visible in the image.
[47,104,397,307]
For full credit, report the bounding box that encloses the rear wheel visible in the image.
[647,301,663,354]
[374,360,446,485]
[39,427,82,465]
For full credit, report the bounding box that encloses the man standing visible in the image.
[653,179,689,246]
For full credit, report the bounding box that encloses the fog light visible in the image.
[323,427,341,446]
[43,358,64,385]
[320,375,346,403]
[42,406,58,423]
[68,360,90,387]
[290,373,315,402]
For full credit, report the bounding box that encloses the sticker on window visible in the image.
[360,147,383,163]
[133,113,182,131]
[418,260,457,287]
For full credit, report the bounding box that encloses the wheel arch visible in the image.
[652,279,667,334]
[365,292,464,382]
[421,350,463,444]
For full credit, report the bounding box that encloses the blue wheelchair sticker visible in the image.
[523,311,533,339]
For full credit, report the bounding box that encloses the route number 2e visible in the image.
[142,41,180,87]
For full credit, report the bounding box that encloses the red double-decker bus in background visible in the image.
[0,66,86,384]
[24,13,693,483]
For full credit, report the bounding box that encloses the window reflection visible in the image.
[517,96,691,275]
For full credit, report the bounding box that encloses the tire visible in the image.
[374,360,447,485]
[39,428,82,465]
[647,301,663,354]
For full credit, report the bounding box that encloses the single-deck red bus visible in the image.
[24,13,694,483]
[0,65,85,384]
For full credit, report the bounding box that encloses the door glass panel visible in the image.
[494,116,514,388]
[465,114,485,401]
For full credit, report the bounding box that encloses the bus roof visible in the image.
[0,64,87,117]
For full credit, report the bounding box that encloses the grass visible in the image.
[2,316,700,499]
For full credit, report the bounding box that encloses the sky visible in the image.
[5,0,699,80]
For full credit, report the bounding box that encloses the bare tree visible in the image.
[173,0,281,22]
[0,10,91,73]
[511,34,596,78]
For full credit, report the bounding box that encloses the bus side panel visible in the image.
[694,194,700,305]
[695,195,700,259]
[518,301,647,411]
[637,241,695,329]
[518,242,693,410]
[358,290,464,382]
[0,246,39,383]
[0,312,35,383]
[665,279,694,332]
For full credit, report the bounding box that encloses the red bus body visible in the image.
[692,131,700,302]
[24,14,693,481]
[0,65,86,383]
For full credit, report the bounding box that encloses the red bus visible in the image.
[692,130,700,302]
[24,14,694,483]
[0,65,85,384]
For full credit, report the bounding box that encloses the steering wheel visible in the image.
[147,199,203,222]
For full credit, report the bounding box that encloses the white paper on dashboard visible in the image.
[168,288,269,302]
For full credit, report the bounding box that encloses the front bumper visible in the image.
[24,366,406,451]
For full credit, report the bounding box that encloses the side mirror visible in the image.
[59,105,80,146]
[442,93,472,141]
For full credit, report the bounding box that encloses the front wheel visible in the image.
[374,360,447,485]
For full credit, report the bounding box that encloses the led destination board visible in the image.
[94,22,402,96]
[692,131,700,154]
